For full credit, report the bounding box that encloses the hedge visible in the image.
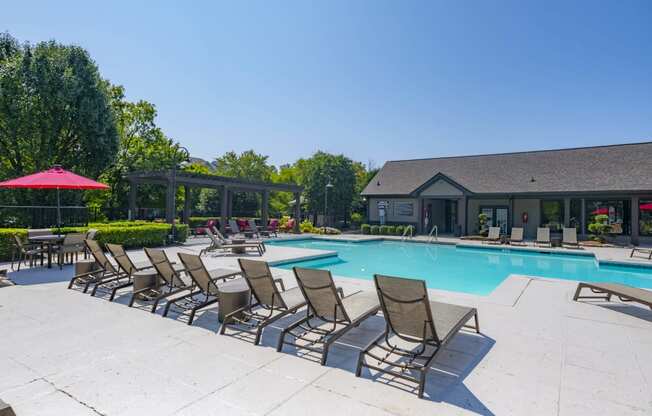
[360,223,414,236]
[361,224,371,234]
[370,225,380,235]
[0,222,189,262]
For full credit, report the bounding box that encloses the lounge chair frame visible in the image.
[482,227,502,245]
[163,253,240,325]
[356,274,480,398]
[535,227,552,247]
[220,259,306,345]
[277,267,380,365]
[93,243,153,301]
[135,248,193,311]
[630,247,652,260]
[573,282,652,310]
[200,228,264,256]
[508,227,526,246]
[68,240,126,294]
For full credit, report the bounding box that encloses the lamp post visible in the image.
[170,145,190,242]
[324,181,334,227]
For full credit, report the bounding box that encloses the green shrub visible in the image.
[187,217,218,229]
[350,213,363,226]
[370,225,380,235]
[379,225,389,235]
[394,225,404,236]
[386,225,396,235]
[360,224,371,234]
[300,219,315,233]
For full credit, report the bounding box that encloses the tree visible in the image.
[89,85,188,217]
[213,150,277,216]
[302,151,357,225]
[0,33,119,205]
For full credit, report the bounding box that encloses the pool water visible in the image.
[268,239,652,295]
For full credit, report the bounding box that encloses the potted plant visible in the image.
[588,214,611,243]
[478,213,489,237]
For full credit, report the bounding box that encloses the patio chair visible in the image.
[228,219,241,235]
[93,243,152,301]
[535,227,551,247]
[482,227,501,244]
[562,227,580,248]
[68,240,124,293]
[200,228,263,256]
[356,274,480,399]
[55,233,85,269]
[277,267,380,365]
[219,259,307,345]
[135,248,192,311]
[573,282,652,311]
[163,252,241,325]
[267,219,279,237]
[11,234,45,271]
[247,219,260,237]
[508,227,525,246]
[630,247,652,260]
[212,226,266,252]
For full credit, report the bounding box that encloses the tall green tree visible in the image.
[302,151,357,224]
[90,85,188,216]
[0,33,119,205]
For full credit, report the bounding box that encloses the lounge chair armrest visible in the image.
[274,278,286,291]
[336,286,345,299]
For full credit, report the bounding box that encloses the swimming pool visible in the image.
[268,238,652,295]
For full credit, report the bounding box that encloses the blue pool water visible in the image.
[268,239,652,295]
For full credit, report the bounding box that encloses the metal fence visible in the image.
[0,205,93,228]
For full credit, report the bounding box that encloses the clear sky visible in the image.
[4,1,651,167]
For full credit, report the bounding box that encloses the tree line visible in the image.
[0,33,378,225]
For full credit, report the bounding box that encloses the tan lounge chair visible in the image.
[562,227,580,248]
[219,259,307,345]
[68,240,125,294]
[277,267,381,365]
[200,228,263,256]
[573,282,652,311]
[212,226,266,253]
[356,274,480,399]
[630,247,652,260]
[163,253,241,325]
[536,227,551,247]
[482,226,501,244]
[136,248,192,311]
[97,243,153,301]
[508,227,525,246]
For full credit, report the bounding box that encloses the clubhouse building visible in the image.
[362,142,652,245]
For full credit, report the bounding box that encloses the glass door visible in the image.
[480,206,509,234]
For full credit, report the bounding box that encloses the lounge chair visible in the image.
[508,227,525,246]
[247,219,260,237]
[267,219,279,237]
[356,274,480,398]
[212,226,266,252]
[137,248,192,311]
[68,240,124,293]
[228,219,241,235]
[94,243,153,301]
[163,253,241,325]
[200,228,264,256]
[630,247,652,260]
[573,282,652,311]
[277,267,380,365]
[219,259,307,345]
[562,227,580,248]
[535,227,551,247]
[482,227,501,244]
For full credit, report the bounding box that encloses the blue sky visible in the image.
[5,1,651,167]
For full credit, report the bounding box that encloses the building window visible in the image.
[639,200,652,236]
[585,200,630,235]
[540,200,564,232]
[394,202,414,217]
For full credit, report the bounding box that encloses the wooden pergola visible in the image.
[126,170,303,233]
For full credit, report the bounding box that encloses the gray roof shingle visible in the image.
[362,142,652,196]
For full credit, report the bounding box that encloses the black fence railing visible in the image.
[0,205,92,228]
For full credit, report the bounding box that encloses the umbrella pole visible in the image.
[57,187,62,234]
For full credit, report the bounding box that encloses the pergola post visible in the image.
[128,181,138,220]
[220,185,228,233]
[293,192,301,233]
[261,190,269,227]
[165,177,175,224]
[182,185,191,224]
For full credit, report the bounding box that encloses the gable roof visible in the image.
[362,142,652,196]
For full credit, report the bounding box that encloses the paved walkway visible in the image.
[1,239,651,415]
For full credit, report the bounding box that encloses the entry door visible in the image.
[481,206,509,233]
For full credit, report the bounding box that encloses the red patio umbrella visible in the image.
[639,203,652,212]
[590,207,609,215]
[0,165,109,230]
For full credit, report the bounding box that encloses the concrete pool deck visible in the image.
[1,237,651,415]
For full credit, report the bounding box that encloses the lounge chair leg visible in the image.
[163,300,174,317]
[128,293,137,307]
[418,370,427,399]
[188,308,197,325]
[355,352,364,377]
[474,312,481,333]
[254,327,263,345]
[572,284,584,301]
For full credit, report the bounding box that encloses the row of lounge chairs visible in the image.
[483,226,580,248]
[68,241,480,399]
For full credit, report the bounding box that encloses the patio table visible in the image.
[28,234,64,269]
[217,278,250,323]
